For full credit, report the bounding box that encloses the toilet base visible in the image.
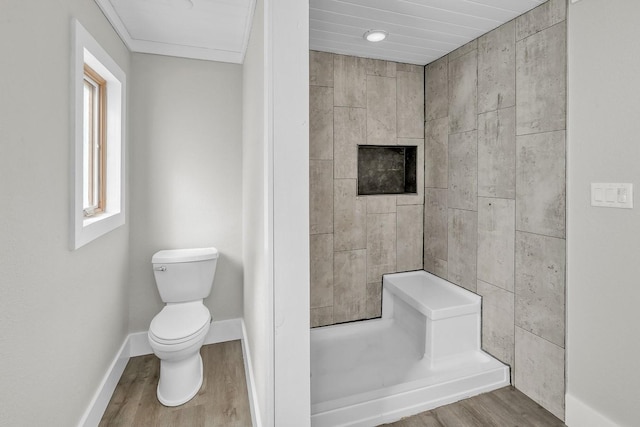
[157,351,204,407]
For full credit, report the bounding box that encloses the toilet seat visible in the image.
[149,302,210,345]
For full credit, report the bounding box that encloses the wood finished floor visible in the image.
[101,340,565,427]
[100,340,252,427]
[384,386,566,427]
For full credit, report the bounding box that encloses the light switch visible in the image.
[591,183,633,209]
[617,188,627,203]
[594,188,603,201]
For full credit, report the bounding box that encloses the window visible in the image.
[72,19,126,250]
[83,64,106,217]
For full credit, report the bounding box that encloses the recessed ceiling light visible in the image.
[364,30,388,43]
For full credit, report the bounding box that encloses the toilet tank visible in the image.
[152,247,219,303]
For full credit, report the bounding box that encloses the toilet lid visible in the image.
[149,302,210,343]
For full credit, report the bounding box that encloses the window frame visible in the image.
[71,19,126,250]
[83,63,107,217]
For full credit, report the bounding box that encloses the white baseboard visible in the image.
[565,393,620,427]
[128,330,152,357]
[77,338,131,427]
[128,317,244,357]
[240,320,262,427]
[78,317,254,427]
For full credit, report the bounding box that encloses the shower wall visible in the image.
[424,0,566,420]
[309,52,425,327]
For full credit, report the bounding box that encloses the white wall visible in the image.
[0,1,131,425]
[270,0,311,424]
[242,0,273,425]
[128,53,244,332]
[242,0,310,424]
[567,1,640,426]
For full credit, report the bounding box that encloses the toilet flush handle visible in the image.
[154,266,167,272]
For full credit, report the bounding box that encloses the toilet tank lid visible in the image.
[152,247,218,264]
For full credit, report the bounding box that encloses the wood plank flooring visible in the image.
[100,340,252,427]
[384,386,566,427]
[101,341,565,427]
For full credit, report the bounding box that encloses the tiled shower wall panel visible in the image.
[310,51,425,328]
[424,0,566,420]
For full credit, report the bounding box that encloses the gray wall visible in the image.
[309,52,425,327]
[424,0,566,419]
[567,1,640,425]
[129,53,244,332]
[0,1,131,425]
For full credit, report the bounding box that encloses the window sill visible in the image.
[83,210,118,227]
[73,209,124,249]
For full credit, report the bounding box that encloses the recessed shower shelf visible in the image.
[357,145,417,196]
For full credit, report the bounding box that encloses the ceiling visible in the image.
[95,0,547,66]
[310,0,547,65]
[95,0,255,63]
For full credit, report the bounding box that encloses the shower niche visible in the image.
[357,145,417,196]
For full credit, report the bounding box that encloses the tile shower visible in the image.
[310,53,425,326]
[309,0,566,420]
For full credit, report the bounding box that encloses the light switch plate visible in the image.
[591,183,633,209]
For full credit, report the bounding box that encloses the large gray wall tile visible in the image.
[397,63,423,73]
[448,50,477,134]
[424,188,448,262]
[367,75,397,145]
[425,117,448,189]
[311,306,333,328]
[448,208,477,292]
[516,0,566,41]
[516,131,565,238]
[310,50,334,87]
[310,160,333,235]
[478,280,515,371]
[448,130,478,211]
[397,193,424,207]
[515,327,565,420]
[478,107,516,199]
[367,196,396,214]
[310,233,334,309]
[449,40,477,61]
[309,86,334,160]
[397,70,425,138]
[366,281,382,319]
[424,257,447,280]
[425,56,448,122]
[478,197,515,292]
[515,232,566,348]
[366,58,396,77]
[367,213,397,283]
[334,179,366,251]
[334,107,365,179]
[478,21,515,114]
[516,23,566,135]
[333,249,367,323]
[397,204,424,272]
[334,54,366,107]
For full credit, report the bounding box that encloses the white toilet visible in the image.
[148,247,219,407]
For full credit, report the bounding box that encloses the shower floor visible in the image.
[310,318,509,427]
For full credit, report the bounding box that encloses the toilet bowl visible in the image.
[148,301,211,406]
[148,247,219,407]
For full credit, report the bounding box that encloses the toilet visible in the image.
[148,247,219,407]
